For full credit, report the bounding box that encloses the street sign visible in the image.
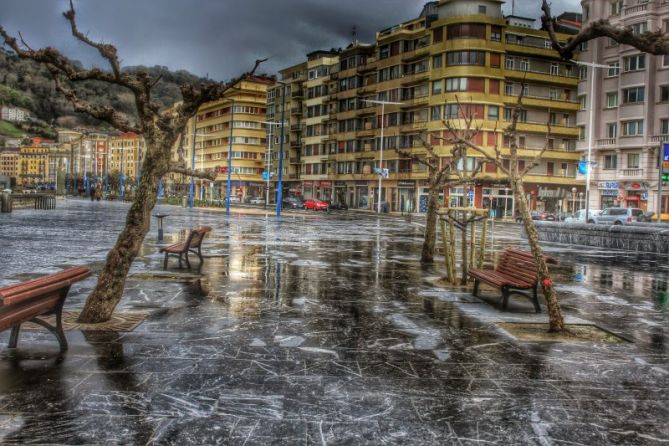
[578,160,588,175]
[382,168,389,179]
[663,143,669,173]
[262,171,271,180]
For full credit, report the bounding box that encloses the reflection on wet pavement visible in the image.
[0,200,667,444]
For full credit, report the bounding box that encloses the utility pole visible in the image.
[276,81,287,218]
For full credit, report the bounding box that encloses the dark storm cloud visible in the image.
[1,0,581,80]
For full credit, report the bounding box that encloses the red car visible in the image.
[304,198,329,211]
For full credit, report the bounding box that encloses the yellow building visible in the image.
[182,76,273,201]
[107,132,144,181]
[18,146,49,185]
[0,150,19,180]
[272,0,584,216]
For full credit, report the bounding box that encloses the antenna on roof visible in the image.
[512,0,515,15]
[352,25,358,45]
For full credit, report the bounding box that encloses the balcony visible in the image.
[290,141,301,149]
[290,124,302,131]
[624,3,648,15]
[595,138,617,147]
[650,135,669,144]
[291,90,304,98]
[289,157,301,164]
[291,107,303,115]
[620,168,644,178]
[287,173,299,180]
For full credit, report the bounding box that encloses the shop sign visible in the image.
[334,181,346,187]
[630,182,641,190]
[642,192,649,200]
[598,181,619,190]
[398,181,416,187]
[537,187,566,198]
[663,143,669,173]
[319,181,332,187]
[355,181,368,186]
[303,181,314,187]
[601,189,618,196]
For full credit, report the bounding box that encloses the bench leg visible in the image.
[178,254,183,269]
[8,324,20,349]
[532,285,541,313]
[163,252,169,270]
[184,251,191,269]
[472,279,480,297]
[501,287,510,311]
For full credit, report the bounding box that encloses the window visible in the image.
[431,106,442,121]
[579,95,587,111]
[606,123,617,138]
[578,126,586,140]
[488,105,499,120]
[446,51,486,66]
[630,22,648,36]
[489,79,500,94]
[549,112,558,125]
[505,56,515,70]
[549,88,558,100]
[490,26,502,42]
[579,66,588,80]
[607,92,618,108]
[661,86,669,102]
[662,119,669,135]
[490,53,501,68]
[611,1,623,16]
[446,77,467,91]
[478,5,486,14]
[622,120,644,136]
[447,23,486,39]
[520,59,530,71]
[433,54,443,69]
[622,87,645,104]
[505,82,513,96]
[628,153,640,169]
[604,154,618,170]
[432,80,442,94]
[550,63,559,76]
[608,37,619,47]
[607,62,620,77]
[623,55,645,72]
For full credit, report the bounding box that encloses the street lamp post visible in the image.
[226,99,235,215]
[260,121,287,209]
[571,59,608,223]
[276,81,288,218]
[190,125,197,209]
[362,99,403,213]
[571,187,577,215]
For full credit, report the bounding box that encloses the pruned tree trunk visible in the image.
[511,177,564,332]
[78,139,166,322]
[422,184,440,263]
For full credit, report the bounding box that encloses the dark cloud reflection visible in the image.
[1,0,581,80]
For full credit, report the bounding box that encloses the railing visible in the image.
[624,3,648,15]
[290,124,302,131]
[620,168,644,177]
[289,157,301,164]
[650,134,669,143]
[291,108,302,115]
[506,67,577,79]
[596,138,617,147]
[291,91,304,98]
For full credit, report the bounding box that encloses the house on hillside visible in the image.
[0,105,29,123]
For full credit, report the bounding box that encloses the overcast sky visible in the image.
[1,0,581,81]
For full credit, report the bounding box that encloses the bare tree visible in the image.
[541,0,669,60]
[447,95,565,332]
[394,104,484,263]
[0,1,265,323]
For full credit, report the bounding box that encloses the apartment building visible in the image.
[107,132,142,181]
[0,150,19,179]
[182,76,273,201]
[578,0,669,213]
[270,0,583,216]
[0,105,28,123]
[17,146,49,185]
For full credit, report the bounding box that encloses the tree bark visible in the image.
[77,138,166,323]
[511,177,565,332]
[421,183,440,263]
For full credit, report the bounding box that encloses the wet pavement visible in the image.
[0,199,668,445]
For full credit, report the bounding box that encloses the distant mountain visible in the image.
[0,48,210,129]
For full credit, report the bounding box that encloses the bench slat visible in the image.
[0,267,91,307]
[0,293,61,332]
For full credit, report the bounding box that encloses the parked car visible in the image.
[245,196,265,205]
[564,209,602,223]
[328,201,348,210]
[304,198,329,211]
[638,211,655,222]
[282,196,304,209]
[530,211,556,221]
[592,207,643,225]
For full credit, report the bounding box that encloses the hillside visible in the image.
[0,48,210,129]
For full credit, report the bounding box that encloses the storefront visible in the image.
[599,181,619,209]
[625,182,647,210]
[333,181,347,205]
[482,186,514,219]
[302,181,314,199]
[536,186,568,214]
[355,181,369,209]
[398,181,416,213]
[418,184,444,213]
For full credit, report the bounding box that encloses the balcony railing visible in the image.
[650,135,669,143]
[624,4,648,15]
[595,138,617,147]
[620,168,644,178]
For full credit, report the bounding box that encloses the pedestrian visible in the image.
[90,184,96,201]
[95,184,102,201]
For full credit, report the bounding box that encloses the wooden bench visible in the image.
[0,266,92,351]
[160,226,212,269]
[469,248,557,313]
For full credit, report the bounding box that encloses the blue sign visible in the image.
[663,143,669,173]
[262,171,271,180]
[578,160,589,175]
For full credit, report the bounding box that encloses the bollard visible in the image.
[0,192,10,213]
